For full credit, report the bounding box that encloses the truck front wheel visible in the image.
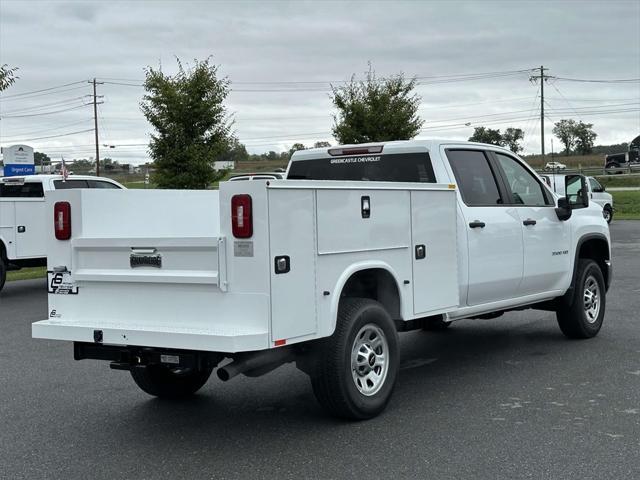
[310,298,399,420]
[556,259,606,339]
[130,364,213,398]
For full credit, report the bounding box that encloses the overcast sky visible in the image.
[1,0,639,164]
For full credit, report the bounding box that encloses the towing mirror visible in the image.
[565,174,589,209]
[555,196,572,221]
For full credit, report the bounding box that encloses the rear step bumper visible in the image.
[32,319,269,353]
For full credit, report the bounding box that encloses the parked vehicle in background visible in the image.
[544,161,567,171]
[541,174,613,223]
[33,140,610,420]
[0,175,125,292]
[604,152,640,174]
[228,172,285,181]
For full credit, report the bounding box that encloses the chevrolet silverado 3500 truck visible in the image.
[32,140,611,419]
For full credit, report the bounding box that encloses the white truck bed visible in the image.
[33,180,459,352]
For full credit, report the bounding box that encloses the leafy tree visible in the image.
[574,121,597,155]
[314,141,331,148]
[217,138,248,163]
[552,119,578,156]
[289,143,306,156]
[34,151,51,166]
[501,127,525,153]
[468,127,502,146]
[0,64,18,91]
[141,58,233,189]
[330,67,424,144]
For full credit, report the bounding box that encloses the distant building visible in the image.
[214,160,235,171]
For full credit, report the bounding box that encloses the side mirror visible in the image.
[565,174,589,209]
[555,196,572,221]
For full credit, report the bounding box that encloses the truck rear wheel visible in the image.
[130,364,213,398]
[556,259,606,339]
[0,257,6,293]
[603,205,613,224]
[310,298,399,420]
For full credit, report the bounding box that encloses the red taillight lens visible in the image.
[231,194,252,238]
[54,202,71,240]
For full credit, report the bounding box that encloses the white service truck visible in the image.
[32,141,611,419]
[0,175,124,292]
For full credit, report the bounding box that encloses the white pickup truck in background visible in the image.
[541,173,614,223]
[0,175,124,291]
[32,141,611,419]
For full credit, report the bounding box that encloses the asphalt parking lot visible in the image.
[1,222,639,480]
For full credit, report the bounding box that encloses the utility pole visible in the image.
[89,78,104,176]
[530,66,551,157]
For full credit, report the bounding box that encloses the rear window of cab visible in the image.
[287,153,436,183]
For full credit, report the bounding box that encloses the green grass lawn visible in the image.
[594,174,640,189]
[611,190,640,220]
[6,266,47,282]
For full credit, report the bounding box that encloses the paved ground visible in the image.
[1,222,639,479]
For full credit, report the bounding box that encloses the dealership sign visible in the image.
[2,144,35,176]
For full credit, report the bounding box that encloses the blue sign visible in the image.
[4,164,35,176]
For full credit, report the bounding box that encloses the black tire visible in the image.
[0,256,6,293]
[422,316,451,331]
[603,205,613,224]
[310,298,399,420]
[556,259,606,339]
[130,364,213,398]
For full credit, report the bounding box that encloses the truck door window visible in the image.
[494,153,551,206]
[446,150,503,206]
[0,182,44,198]
[287,153,435,183]
[589,178,603,192]
[53,180,90,189]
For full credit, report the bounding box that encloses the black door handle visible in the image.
[523,219,537,226]
[469,221,486,229]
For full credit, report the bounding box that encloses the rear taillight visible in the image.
[231,194,252,238]
[54,202,71,240]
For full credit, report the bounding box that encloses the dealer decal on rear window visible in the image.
[47,271,79,295]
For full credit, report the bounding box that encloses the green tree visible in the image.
[330,67,423,144]
[34,151,51,166]
[501,127,525,153]
[289,143,306,156]
[217,138,248,163]
[552,119,578,156]
[141,58,233,189]
[314,141,331,148]
[574,121,597,155]
[468,127,503,146]
[0,64,18,91]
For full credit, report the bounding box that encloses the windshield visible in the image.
[287,152,435,183]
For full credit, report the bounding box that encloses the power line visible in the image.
[554,76,640,83]
[0,85,90,103]
[0,80,88,99]
[0,118,93,139]
[0,96,89,115]
[0,103,93,119]
[1,128,95,143]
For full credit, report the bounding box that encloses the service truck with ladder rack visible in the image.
[32,140,611,419]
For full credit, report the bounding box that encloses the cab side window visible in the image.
[447,150,503,206]
[87,180,121,189]
[495,153,551,206]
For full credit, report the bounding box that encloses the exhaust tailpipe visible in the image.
[217,347,294,381]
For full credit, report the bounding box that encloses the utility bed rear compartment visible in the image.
[33,180,459,353]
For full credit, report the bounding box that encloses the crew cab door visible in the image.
[445,149,524,306]
[0,181,47,259]
[490,152,570,295]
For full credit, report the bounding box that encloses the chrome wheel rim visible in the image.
[583,275,601,324]
[351,324,389,396]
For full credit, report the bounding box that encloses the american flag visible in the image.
[61,156,69,181]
